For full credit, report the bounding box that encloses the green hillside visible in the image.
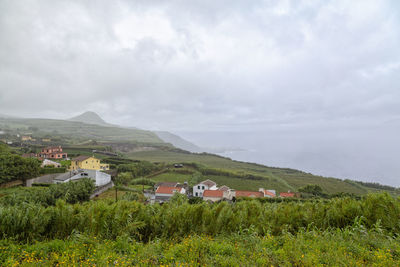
[128,149,399,196]
[0,117,162,143]
[1,114,398,196]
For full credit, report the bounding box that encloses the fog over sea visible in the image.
[178,121,400,187]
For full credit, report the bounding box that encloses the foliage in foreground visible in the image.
[0,193,399,242]
[0,227,399,266]
[0,143,41,184]
[0,179,95,206]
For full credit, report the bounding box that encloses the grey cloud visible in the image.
[0,0,400,185]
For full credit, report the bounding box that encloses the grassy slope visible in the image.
[1,117,397,196]
[0,118,162,143]
[127,150,394,195]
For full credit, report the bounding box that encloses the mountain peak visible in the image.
[69,111,108,126]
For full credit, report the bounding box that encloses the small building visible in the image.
[41,159,61,168]
[218,185,230,191]
[279,192,298,198]
[174,163,183,168]
[193,179,217,197]
[203,189,234,202]
[259,188,276,198]
[38,146,67,159]
[42,138,51,142]
[154,182,179,189]
[69,155,109,171]
[21,136,32,141]
[53,169,111,187]
[155,186,186,202]
[235,190,264,198]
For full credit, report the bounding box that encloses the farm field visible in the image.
[128,150,398,196]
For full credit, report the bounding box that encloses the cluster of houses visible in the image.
[153,179,298,203]
[23,146,112,190]
[0,132,54,145]
[23,146,68,160]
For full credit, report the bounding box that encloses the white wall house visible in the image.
[53,169,111,187]
[193,179,218,197]
[259,188,276,197]
[155,186,186,197]
[41,159,61,168]
[203,189,235,202]
[154,186,186,202]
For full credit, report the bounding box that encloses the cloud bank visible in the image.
[1,0,400,185]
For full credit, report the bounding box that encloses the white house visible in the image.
[193,179,218,197]
[155,186,186,202]
[53,169,111,187]
[259,188,276,198]
[203,189,235,202]
[41,159,61,168]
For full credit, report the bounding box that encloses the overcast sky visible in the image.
[1,0,400,185]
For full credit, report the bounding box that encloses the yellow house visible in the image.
[69,155,110,171]
[21,136,32,141]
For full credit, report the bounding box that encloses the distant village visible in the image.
[17,145,114,196]
[1,130,299,202]
[153,179,298,203]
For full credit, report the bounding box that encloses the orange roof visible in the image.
[156,186,182,195]
[203,190,223,198]
[264,190,276,197]
[235,190,264,198]
[280,192,295,198]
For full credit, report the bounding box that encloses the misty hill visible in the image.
[69,111,110,126]
[0,117,163,144]
[1,113,398,196]
[155,131,203,153]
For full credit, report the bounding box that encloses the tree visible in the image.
[113,172,133,202]
[299,184,325,197]
[0,145,41,184]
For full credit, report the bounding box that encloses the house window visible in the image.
[197,186,200,189]
[195,192,198,196]
[202,186,205,190]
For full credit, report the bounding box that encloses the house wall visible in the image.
[26,173,60,187]
[203,196,222,202]
[70,157,102,171]
[155,193,174,197]
[93,170,111,187]
[53,170,111,187]
[100,163,110,170]
[193,183,217,197]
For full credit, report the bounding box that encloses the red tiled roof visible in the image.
[155,182,178,188]
[155,186,182,195]
[280,192,295,198]
[203,190,223,198]
[235,190,264,198]
[264,190,276,197]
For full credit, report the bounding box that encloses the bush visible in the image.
[0,147,41,184]
[0,193,399,242]
[0,178,95,206]
[40,167,66,175]
[117,161,159,178]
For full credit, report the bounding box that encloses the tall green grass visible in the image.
[0,193,399,242]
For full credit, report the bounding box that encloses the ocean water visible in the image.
[177,124,400,187]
